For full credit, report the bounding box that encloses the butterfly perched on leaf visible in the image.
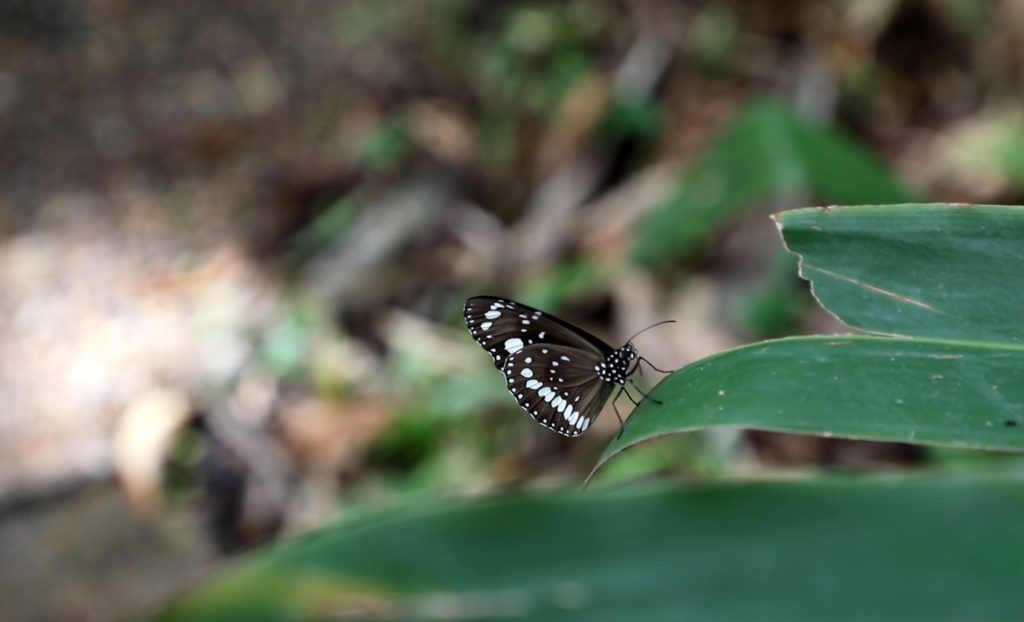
[464,296,671,437]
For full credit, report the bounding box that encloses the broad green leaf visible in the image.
[160,477,1024,622]
[593,336,1024,476]
[633,99,914,265]
[776,204,1024,343]
[607,203,1024,474]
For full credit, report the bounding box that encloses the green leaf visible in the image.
[633,99,914,266]
[607,203,1024,475]
[159,477,1024,621]
[594,336,1024,477]
[776,204,1024,344]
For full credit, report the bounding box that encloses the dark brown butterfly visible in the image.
[464,296,672,437]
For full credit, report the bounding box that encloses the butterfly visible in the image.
[464,296,672,437]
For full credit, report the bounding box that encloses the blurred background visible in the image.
[2,0,1024,620]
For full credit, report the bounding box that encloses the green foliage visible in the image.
[633,99,915,266]
[366,412,445,473]
[596,334,1024,475]
[780,204,1024,343]
[166,194,1024,622]
[477,4,599,117]
[158,478,1024,621]
[600,94,665,143]
[159,14,1024,619]
[601,204,1024,474]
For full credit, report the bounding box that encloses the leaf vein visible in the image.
[804,264,943,313]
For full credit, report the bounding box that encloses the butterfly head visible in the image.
[623,342,638,361]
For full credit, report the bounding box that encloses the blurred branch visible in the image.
[301,174,457,309]
[507,33,674,273]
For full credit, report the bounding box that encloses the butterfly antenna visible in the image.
[639,357,674,374]
[625,319,676,344]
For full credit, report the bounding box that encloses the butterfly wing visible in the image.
[464,296,614,371]
[502,345,615,437]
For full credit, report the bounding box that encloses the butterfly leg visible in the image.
[621,385,641,406]
[628,380,662,406]
[612,386,626,438]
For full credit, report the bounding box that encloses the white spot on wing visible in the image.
[504,338,524,354]
[480,321,492,330]
[538,387,552,398]
[526,379,542,390]
[520,368,533,378]
[485,310,501,320]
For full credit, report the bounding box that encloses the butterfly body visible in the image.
[464,296,644,437]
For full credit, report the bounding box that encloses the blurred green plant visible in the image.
[366,411,446,474]
[728,250,805,339]
[477,4,600,116]
[354,118,411,172]
[633,99,916,266]
[158,477,1024,621]
[600,94,665,144]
